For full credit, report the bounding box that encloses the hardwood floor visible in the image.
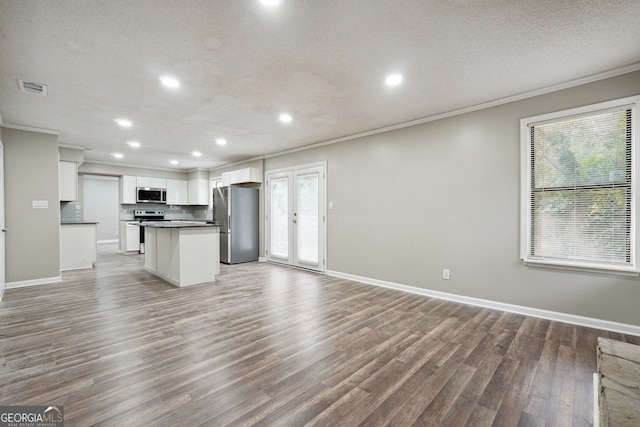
[1,244,638,426]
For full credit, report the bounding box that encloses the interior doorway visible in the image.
[265,162,326,272]
[83,175,120,254]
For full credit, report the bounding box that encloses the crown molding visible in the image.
[1,123,59,135]
[264,63,640,160]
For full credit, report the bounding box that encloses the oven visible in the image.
[133,209,165,253]
[136,187,166,204]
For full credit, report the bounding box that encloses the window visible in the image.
[520,96,639,274]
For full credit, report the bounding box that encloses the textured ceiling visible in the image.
[1,0,640,171]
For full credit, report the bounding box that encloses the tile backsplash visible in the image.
[119,204,211,220]
[61,202,211,222]
[60,201,83,222]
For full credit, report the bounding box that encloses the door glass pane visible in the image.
[270,176,289,258]
[297,173,319,264]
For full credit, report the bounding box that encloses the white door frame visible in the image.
[265,161,327,272]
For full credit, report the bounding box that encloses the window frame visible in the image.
[520,95,640,275]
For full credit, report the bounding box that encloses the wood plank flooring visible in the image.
[1,244,638,426]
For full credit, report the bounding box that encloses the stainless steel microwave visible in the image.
[136,187,166,203]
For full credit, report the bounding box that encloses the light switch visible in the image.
[329,201,334,210]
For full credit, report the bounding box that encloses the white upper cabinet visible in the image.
[152,177,167,188]
[120,175,137,204]
[188,178,209,205]
[228,167,262,184]
[59,161,77,201]
[137,176,166,189]
[136,176,152,188]
[166,179,188,205]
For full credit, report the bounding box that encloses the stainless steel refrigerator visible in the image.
[212,186,259,264]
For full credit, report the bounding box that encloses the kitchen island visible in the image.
[141,221,220,287]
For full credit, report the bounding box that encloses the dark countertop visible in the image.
[138,221,220,228]
[61,221,99,225]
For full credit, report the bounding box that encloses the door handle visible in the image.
[1,229,7,232]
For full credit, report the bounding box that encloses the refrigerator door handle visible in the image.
[228,215,231,233]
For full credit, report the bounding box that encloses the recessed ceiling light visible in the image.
[112,153,124,159]
[385,73,403,86]
[127,141,140,148]
[170,160,179,165]
[279,113,292,123]
[115,118,132,127]
[160,76,180,88]
[216,138,227,146]
[192,151,202,157]
[259,0,281,6]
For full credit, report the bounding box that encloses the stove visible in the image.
[134,209,166,221]
[134,210,165,253]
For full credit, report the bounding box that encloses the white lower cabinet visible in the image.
[120,221,140,253]
[126,223,140,252]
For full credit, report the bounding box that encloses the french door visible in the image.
[266,162,326,271]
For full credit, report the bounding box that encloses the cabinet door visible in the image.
[121,175,137,204]
[126,224,140,251]
[137,176,152,188]
[151,177,167,189]
[166,179,188,205]
[138,176,166,189]
[59,161,77,201]
[188,178,209,205]
[229,167,262,184]
[221,172,231,187]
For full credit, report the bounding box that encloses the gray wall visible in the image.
[59,147,84,163]
[83,175,119,241]
[264,70,640,326]
[3,128,60,283]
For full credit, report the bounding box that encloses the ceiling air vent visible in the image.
[18,79,48,96]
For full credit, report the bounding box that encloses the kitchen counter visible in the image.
[143,225,220,287]
[139,221,218,228]
[61,221,100,224]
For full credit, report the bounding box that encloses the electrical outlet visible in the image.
[442,268,450,280]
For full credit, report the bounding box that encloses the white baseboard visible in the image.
[6,276,63,289]
[258,257,267,262]
[326,270,640,337]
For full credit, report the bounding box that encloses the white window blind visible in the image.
[521,96,639,274]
